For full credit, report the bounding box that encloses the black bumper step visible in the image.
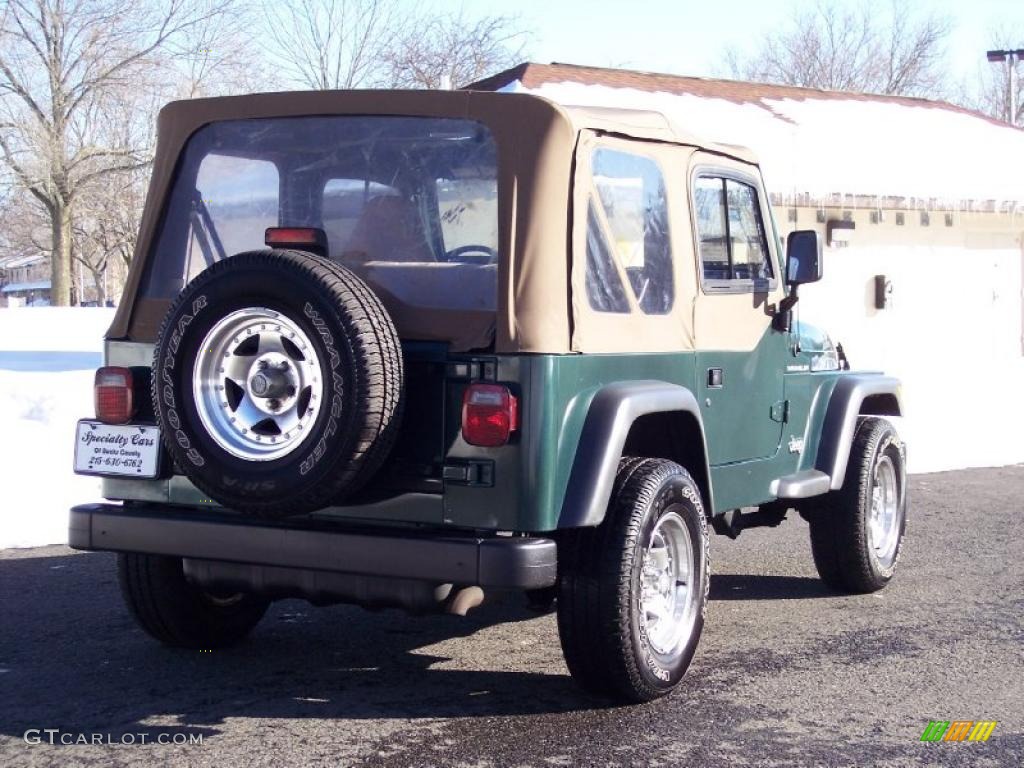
[69,504,556,590]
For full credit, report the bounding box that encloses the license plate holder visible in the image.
[74,421,162,478]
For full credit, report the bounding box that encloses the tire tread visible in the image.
[807,417,905,593]
[118,553,268,648]
[558,457,709,702]
[151,249,404,516]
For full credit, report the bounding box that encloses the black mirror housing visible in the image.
[786,230,823,286]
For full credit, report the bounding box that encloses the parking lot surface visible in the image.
[1,466,1021,767]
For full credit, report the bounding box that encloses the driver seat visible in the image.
[340,195,437,264]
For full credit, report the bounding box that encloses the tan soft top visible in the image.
[111,89,761,352]
[557,104,757,163]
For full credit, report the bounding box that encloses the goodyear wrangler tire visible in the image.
[152,250,403,517]
[557,458,710,703]
[807,417,907,593]
[118,553,268,648]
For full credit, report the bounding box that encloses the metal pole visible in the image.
[987,49,1024,126]
[1011,52,1018,127]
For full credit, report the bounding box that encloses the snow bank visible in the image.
[503,80,1024,206]
[0,308,114,548]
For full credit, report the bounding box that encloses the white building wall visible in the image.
[798,242,1024,473]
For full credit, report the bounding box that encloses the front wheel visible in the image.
[557,458,710,702]
[806,417,907,593]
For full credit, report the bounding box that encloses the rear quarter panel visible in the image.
[442,353,698,532]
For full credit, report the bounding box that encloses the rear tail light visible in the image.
[94,367,135,424]
[462,384,518,447]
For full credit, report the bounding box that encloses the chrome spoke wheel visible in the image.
[868,454,901,568]
[193,308,324,461]
[640,510,699,657]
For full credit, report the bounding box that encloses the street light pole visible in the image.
[987,49,1024,126]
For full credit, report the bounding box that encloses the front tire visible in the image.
[118,554,269,649]
[807,417,907,593]
[557,458,710,702]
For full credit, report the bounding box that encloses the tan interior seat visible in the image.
[340,195,436,264]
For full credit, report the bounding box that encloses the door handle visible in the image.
[707,368,723,388]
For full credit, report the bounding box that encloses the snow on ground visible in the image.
[0,308,114,548]
[502,80,1024,206]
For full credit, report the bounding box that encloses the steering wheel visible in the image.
[444,244,497,265]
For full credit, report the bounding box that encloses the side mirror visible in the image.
[786,230,823,286]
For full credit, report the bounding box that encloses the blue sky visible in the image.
[455,0,1023,85]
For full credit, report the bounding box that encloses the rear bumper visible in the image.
[69,503,556,590]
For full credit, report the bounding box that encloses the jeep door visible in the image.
[688,155,788,465]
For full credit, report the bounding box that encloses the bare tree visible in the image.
[0,185,48,255]
[385,12,529,90]
[72,166,145,304]
[726,0,951,98]
[162,2,269,98]
[261,0,396,89]
[0,0,235,306]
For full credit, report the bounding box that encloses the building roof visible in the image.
[467,62,1024,206]
[1,280,50,293]
[0,252,46,270]
[468,62,1008,126]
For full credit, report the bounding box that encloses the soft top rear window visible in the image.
[142,116,499,327]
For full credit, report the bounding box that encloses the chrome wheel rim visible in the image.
[869,454,901,568]
[193,308,323,461]
[640,509,698,657]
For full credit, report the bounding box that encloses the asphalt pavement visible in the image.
[1,466,1022,767]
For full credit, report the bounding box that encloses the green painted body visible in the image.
[452,328,845,531]
[105,321,847,532]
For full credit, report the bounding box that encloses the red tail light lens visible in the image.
[265,226,327,254]
[94,367,135,424]
[462,384,518,447]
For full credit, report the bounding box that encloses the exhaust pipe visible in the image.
[444,585,485,616]
[183,559,486,615]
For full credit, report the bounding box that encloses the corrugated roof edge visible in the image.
[465,61,1023,133]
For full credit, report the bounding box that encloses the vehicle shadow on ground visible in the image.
[0,549,843,742]
[0,549,604,742]
[709,574,836,601]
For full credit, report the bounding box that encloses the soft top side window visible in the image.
[585,147,674,315]
[694,173,774,289]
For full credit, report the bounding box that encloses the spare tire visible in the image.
[152,249,403,517]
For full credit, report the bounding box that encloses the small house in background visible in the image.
[0,253,50,307]
[470,63,1024,473]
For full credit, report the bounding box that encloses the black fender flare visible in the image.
[815,374,903,490]
[557,381,713,528]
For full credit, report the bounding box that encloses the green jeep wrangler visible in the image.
[70,90,906,703]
